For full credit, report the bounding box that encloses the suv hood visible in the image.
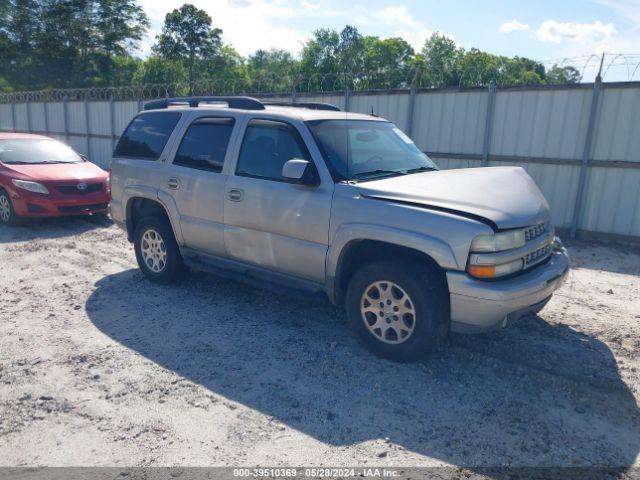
[357,166,549,230]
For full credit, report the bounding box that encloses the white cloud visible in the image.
[134,1,442,57]
[533,20,617,43]
[499,20,530,33]
[137,0,309,57]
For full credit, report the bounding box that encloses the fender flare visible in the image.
[326,223,459,303]
[123,185,184,245]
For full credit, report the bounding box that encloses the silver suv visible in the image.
[110,96,570,362]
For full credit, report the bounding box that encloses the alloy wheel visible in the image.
[360,280,416,344]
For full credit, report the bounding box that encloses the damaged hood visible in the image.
[356,166,550,230]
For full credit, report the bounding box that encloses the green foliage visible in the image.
[153,3,222,85]
[0,3,584,94]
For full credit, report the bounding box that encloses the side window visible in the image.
[173,117,235,173]
[114,112,181,160]
[236,119,310,181]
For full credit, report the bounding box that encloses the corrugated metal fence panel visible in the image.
[348,93,410,132]
[67,102,88,134]
[592,87,640,163]
[14,104,29,131]
[0,104,13,130]
[88,137,113,169]
[488,160,580,229]
[46,102,65,134]
[28,103,46,132]
[581,166,640,237]
[88,101,111,136]
[491,88,591,160]
[432,157,480,170]
[412,90,487,154]
[114,101,140,134]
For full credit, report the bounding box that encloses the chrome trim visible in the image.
[469,232,554,266]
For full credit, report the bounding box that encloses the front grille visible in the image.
[525,243,553,267]
[524,222,547,242]
[55,183,103,195]
[58,203,108,213]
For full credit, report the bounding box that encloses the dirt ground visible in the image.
[0,216,639,471]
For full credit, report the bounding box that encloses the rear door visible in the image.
[164,115,238,256]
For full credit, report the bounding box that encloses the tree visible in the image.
[363,36,415,88]
[420,33,462,87]
[133,56,187,85]
[153,3,222,86]
[546,64,582,84]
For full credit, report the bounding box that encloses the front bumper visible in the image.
[10,188,110,218]
[447,246,570,333]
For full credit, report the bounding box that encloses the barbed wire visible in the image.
[1,53,639,104]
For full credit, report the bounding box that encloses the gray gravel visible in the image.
[0,217,638,470]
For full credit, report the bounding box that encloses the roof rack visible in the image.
[144,96,265,111]
[263,101,341,112]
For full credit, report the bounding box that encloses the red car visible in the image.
[0,133,110,225]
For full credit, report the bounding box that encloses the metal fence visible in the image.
[1,80,639,242]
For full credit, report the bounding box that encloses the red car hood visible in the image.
[3,162,108,182]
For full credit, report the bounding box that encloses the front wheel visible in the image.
[133,216,185,284]
[0,189,19,226]
[345,260,449,362]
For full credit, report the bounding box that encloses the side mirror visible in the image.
[281,159,320,186]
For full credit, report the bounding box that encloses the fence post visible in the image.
[10,102,16,132]
[84,98,90,156]
[26,102,32,133]
[406,68,421,137]
[43,102,49,136]
[481,82,497,167]
[62,97,70,145]
[570,77,602,240]
[344,86,351,112]
[109,95,117,151]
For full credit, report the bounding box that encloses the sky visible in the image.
[136,0,640,81]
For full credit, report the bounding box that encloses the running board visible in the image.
[181,248,327,298]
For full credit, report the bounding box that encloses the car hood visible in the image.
[356,166,549,230]
[2,161,108,182]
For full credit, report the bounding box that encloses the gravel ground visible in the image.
[0,217,639,471]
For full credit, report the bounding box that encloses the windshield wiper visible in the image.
[350,169,407,181]
[403,166,437,174]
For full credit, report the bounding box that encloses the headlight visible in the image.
[468,258,524,279]
[470,229,525,252]
[12,179,49,194]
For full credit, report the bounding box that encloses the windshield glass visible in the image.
[306,120,438,181]
[0,139,82,164]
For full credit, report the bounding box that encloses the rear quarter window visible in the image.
[114,112,181,160]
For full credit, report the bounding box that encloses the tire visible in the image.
[133,216,185,284]
[345,260,449,362]
[0,189,19,226]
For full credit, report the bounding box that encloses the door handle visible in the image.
[226,188,244,202]
[167,178,180,190]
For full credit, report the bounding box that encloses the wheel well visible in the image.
[126,197,170,241]
[334,240,448,305]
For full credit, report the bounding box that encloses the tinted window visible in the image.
[114,112,181,160]
[236,120,310,181]
[174,118,235,172]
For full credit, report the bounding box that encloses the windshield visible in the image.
[306,120,438,181]
[0,139,83,164]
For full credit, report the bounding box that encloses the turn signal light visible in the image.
[468,265,497,278]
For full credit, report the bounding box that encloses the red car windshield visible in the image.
[0,139,83,164]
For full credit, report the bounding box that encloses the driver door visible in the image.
[223,119,333,283]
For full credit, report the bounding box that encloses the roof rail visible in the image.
[263,101,341,112]
[144,96,265,111]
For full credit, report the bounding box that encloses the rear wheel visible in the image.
[346,260,449,362]
[133,216,185,284]
[0,189,18,226]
